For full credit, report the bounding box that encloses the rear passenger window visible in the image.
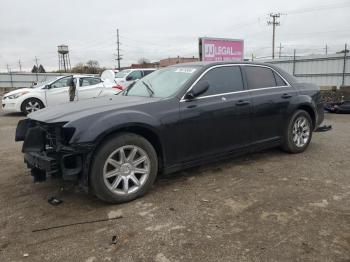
[244,66,276,89]
[197,66,244,97]
[273,71,287,86]
[79,77,101,87]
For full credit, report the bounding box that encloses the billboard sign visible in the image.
[199,37,244,62]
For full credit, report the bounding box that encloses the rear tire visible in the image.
[90,132,158,204]
[21,98,44,115]
[282,110,313,153]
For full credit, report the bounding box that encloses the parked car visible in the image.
[2,75,117,114]
[113,68,156,90]
[16,62,324,203]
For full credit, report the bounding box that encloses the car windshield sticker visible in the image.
[174,68,196,74]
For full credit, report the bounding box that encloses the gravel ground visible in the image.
[0,110,349,262]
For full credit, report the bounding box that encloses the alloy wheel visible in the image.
[25,100,41,113]
[103,145,151,195]
[292,116,311,147]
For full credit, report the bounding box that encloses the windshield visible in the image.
[115,70,131,78]
[123,67,199,98]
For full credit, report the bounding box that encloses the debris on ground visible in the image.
[324,101,350,114]
[48,197,63,206]
[32,216,123,232]
[111,235,118,245]
[23,253,29,257]
[315,125,332,132]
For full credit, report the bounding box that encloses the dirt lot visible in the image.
[0,110,349,262]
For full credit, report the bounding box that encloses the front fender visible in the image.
[66,110,161,143]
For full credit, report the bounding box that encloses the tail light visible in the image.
[112,84,124,90]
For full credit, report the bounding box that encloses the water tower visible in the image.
[58,45,71,72]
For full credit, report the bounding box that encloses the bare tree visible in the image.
[138,58,150,64]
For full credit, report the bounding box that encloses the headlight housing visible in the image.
[5,91,29,99]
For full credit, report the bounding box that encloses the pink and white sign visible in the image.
[200,37,244,62]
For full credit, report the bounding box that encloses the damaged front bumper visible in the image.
[16,119,94,185]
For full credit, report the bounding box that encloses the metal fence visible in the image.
[260,52,349,88]
[0,72,72,91]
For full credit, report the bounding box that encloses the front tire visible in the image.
[21,98,44,115]
[90,133,158,204]
[282,110,313,153]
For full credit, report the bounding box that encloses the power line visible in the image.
[267,13,281,59]
[287,1,350,15]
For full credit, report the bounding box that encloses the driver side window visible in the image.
[196,66,244,97]
[51,77,73,88]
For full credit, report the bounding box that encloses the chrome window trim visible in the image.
[180,64,291,102]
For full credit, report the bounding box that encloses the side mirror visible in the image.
[126,76,133,81]
[184,81,209,100]
[45,84,51,89]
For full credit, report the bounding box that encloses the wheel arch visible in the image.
[297,104,316,129]
[90,124,165,173]
[288,95,317,130]
[20,96,45,113]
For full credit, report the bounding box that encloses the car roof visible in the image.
[170,61,274,68]
[56,75,98,78]
[122,68,157,71]
[170,61,298,84]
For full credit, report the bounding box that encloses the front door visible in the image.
[179,65,252,163]
[45,76,73,106]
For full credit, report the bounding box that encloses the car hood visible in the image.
[28,95,161,123]
[4,88,33,97]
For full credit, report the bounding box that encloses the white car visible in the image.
[114,68,156,90]
[1,75,117,115]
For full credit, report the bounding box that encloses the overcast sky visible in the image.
[0,0,349,72]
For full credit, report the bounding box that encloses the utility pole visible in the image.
[342,43,347,87]
[34,56,39,81]
[18,60,22,71]
[324,44,328,55]
[116,29,122,70]
[278,43,284,58]
[6,64,14,88]
[267,13,281,59]
[34,56,39,68]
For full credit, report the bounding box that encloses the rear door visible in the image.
[76,77,103,100]
[45,76,73,106]
[242,65,296,144]
[179,65,252,163]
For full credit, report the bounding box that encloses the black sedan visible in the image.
[16,62,324,203]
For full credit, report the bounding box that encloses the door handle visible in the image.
[281,93,292,99]
[236,100,250,106]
